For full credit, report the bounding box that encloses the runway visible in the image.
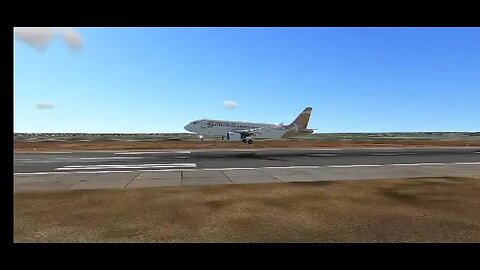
[14,147,480,192]
[14,147,480,173]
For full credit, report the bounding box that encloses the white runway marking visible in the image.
[17,157,145,163]
[309,148,342,151]
[15,172,66,175]
[15,161,480,175]
[17,160,57,163]
[453,162,480,165]
[388,163,448,166]
[55,163,197,171]
[69,170,135,174]
[114,151,191,155]
[62,163,196,168]
[417,163,448,166]
[262,166,320,169]
[73,157,144,160]
[328,164,383,168]
[140,169,197,172]
[30,152,73,154]
[389,163,427,166]
[203,168,256,171]
[15,171,134,175]
[328,162,480,168]
[475,152,480,154]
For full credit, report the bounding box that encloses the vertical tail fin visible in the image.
[289,107,312,129]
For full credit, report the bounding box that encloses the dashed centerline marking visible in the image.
[369,153,400,156]
[114,151,191,155]
[15,170,134,175]
[417,163,448,166]
[203,168,256,171]
[453,162,480,165]
[328,164,383,168]
[29,152,73,154]
[140,169,197,172]
[55,163,197,171]
[262,166,320,169]
[74,157,144,160]
[16,157,144,163]
[62,163,196,168]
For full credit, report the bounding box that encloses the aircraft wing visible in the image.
[233,124,280,137]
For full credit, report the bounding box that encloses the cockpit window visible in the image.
[192,121,199,125]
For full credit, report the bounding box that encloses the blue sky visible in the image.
[14,27,480,133]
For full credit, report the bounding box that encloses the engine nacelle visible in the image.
[225,132,242,141]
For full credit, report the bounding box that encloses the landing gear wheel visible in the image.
[242,138,247,143]
[247,139,253,144]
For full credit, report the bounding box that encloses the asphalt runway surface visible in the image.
[14,147,480,174]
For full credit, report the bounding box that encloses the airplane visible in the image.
[184,107,315,144]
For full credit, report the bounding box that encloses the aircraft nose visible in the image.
[184,123,192,131]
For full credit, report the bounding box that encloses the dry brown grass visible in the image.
[14,140,480,151]
[14,177,480,242]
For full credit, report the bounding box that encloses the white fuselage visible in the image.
[184,119,287,139]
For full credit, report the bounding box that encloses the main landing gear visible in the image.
[242,137,253,144]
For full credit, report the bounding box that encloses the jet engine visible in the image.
[226,132,242,141]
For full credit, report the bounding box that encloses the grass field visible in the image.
[14,177,480,242]
[14,132,480,151]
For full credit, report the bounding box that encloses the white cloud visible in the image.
[223,100,238,109]
[36,102,55,109]
[14,27,83,51]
